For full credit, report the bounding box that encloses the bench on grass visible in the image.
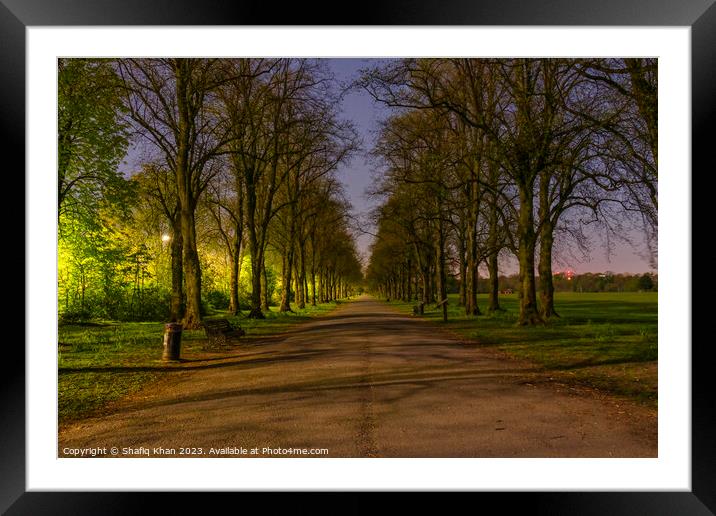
[412,301,425,315]
[202,318,246,350]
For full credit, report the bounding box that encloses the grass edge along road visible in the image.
[383,292,657,411]
[58,301,345,428]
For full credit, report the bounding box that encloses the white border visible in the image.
[27,27,690,491]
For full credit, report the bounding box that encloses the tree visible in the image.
[117,58,233,328]
[58,58,130,222]
[362,58,658,324]
[637,272,654,291]
[575,59,658,266]
[132,163,185,321]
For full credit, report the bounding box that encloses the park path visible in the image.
[59,295,656,457]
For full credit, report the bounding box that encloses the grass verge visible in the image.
[58,301,344,427]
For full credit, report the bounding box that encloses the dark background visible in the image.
[3,0,713,514]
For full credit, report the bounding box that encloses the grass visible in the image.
[385,292,658,408]
[58,301,343,426]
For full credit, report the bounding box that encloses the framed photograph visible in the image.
[6,0,713,513]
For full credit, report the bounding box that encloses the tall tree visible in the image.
[118,58,232,328]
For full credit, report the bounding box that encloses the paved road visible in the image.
[59,296,656,458]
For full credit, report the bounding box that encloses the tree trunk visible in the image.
[406,258,412,302]
[458,238,467,307]
[262,261,270,311]
[248,243,265,319]
[517,187,543,325]
[311,265,317,306]
[297,246,307,309]
[539,224,559,319]
[180,207,203,329]
[436,224,448,323]
[466,223,481,316]
[279,249,294,312]
[486,201,503,313]
[228,238,241,315]
[487,251,502,313]
[169,215,184,322]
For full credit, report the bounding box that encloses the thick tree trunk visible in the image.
[294,262,302,307]
[537,167,558,320]
[248,244,265,319]
[539,224,559,319]
[421,268,430,310]
[169,215,184,322]
[173,61,203,330]
[486,202,503,313]
[517,188,543,325]
[487,252,502,313]
[180,207,203,329]
[246,174,265,318]
[228,239,241,315]
[413,271,419,301]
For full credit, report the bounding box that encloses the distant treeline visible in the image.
[466,272,657,294]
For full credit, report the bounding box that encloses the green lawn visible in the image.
[58,301,343,426]
[386,292,658,408]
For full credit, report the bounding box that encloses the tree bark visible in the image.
[487,251,502,313]
[538,223,559,319]
[169,214,184,322]
[180,206,203,329]
[517,187,543,325]
[262,261,270,311]
[458,237,467,307]
[228,238,241,315]
[279,248,294,312]
[486,201,503,313]
[436,223,449,323]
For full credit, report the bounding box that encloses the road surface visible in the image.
[59,296,656,457]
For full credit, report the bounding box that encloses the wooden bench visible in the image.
[412,301,425,315]
[202,318,246,350]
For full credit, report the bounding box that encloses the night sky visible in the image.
[121,58,656,275]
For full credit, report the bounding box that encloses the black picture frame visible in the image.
[4,0,712,513]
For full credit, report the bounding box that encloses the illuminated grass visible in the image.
[58,301,343,426]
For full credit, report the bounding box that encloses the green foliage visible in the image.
[205,290,230,310]
[58,58,131,222]
[58,207,173,322]
[637,273,655,291]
